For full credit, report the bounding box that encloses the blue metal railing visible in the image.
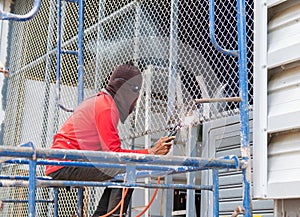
[1,0,251,216]
[0,143,239,216]
[209,0,238,57]
[0,0,42,21]
[209,0,251,216]
[0,145,239,169]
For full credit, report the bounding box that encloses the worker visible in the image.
[45,61,175,216]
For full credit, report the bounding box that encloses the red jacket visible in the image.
[46,92,148,175]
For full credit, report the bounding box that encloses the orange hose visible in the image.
[119,187,126,216]
[136,177,161,217]
[100,177,161,217]
[99,188,128,217]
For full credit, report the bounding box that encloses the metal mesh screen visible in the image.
[0,0,254,216]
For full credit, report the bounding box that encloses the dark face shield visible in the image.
[113,75,142,123]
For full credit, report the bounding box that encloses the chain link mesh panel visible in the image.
[0,0,254,216]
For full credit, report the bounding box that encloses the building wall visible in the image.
[254,0,300,200]
[201,115,274,217]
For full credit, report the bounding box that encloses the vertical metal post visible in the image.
[77,188,84,217]
[95,0,106,92]
[55,0,63,103]
[253,0,268,199]
[236,0,251,216]
[144,68,152,216]
[53,0,63,135]
[41,0,57,148]
[165,0,178,216]
[167,0,178,118]
[28,159,37,217]
[129,8,140,216]
[53,188,59,217]
[77,0,84,104]
[126,164,137,184]
[213,169,219,217]
[133,0,141,63]
[186,126,197,217]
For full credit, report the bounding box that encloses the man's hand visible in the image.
[148,136,176,155]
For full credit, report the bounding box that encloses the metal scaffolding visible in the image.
[0,0,252,216]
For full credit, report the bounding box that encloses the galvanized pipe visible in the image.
[165,0,179,215]
[94,0,106,92]
[41,0,57,148]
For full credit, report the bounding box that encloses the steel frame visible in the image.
[0,0,251,216]
[0,143,239,217]
[209,0,251,215]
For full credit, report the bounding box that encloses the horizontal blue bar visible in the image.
[37,179,213,191]
[61,50,78,56]
[0,175,52,181]
[65,0,78,3]
[0,145,239,170]
[4,158,230,180]
[1,199,54,203]
[5,158,175,172]
[0,179,213,191]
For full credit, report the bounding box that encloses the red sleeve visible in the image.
[95,97,149,154]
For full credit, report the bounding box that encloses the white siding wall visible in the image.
[254,0,300,199]
[202,116,274,216]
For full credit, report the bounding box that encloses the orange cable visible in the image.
[136,177,161,217]
[99,177,161,217]
[119,187,126,216]
[99,188,128,217]
[99,176,128,217]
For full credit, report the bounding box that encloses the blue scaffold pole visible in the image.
[54,188,59,217]
[213,169,219,217]
[77,188,84,217]
[209,0,238,57]
[77,0,84,104]
[236,0,252,216]
[0,145,239,169]
[28,159,37,217]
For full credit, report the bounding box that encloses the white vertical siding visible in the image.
[265,0,300,198]
[268,65,300,133]
[268,131,300,198]
[202,116,274,216]
[268,2,300,68]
